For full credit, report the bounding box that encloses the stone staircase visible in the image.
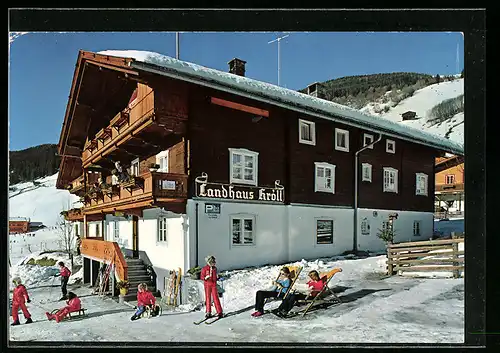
[122,258,160,302]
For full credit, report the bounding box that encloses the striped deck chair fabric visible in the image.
[265,265,303,306]
[297,267,343,316]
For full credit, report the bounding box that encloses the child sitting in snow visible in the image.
[131,283,157,321]
[45,291,81,323]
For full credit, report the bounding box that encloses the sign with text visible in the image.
[205,203,221,214]
[195,173,285,203]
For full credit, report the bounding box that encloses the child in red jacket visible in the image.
[131,283,156,321]
[200,255,223,319]
[57,261,71,301]
[11,277,33,326]
[45,292,81,323]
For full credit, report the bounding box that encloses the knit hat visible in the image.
[205,255,216,264]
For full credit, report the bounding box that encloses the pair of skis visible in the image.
[193,314,226,325]
[162,268,182,307]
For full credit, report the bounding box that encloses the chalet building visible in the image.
[434,155,465,218]
[401,111,417,121]
[55,50,463,299]
[9,217,30,234]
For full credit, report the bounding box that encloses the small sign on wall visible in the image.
[205,203,221,219]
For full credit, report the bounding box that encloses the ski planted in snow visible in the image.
[193,317,211,325]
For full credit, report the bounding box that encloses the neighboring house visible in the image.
[9,217,30,234]
[28,221,46,231]
[401,111,417,121]
[55,50,463,300]
[434,155,465,218]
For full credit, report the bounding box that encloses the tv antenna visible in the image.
[268,34,290,86]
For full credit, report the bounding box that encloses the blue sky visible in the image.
[8,32,463,151]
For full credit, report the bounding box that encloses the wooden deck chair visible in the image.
[297,267,343,317]
[265,265,303,306]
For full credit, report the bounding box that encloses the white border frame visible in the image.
[383,167,398,193]
[363,133,374,149]
[386,139,396,154]
[314,217,335,246]
[229,213,257,247]
[415,173,429,196]
[361,163,372,182]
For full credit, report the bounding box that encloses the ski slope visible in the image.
[361,79,464,146]
[9,173,81,226]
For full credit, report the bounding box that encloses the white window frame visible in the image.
[230,214,256,246]
[445,174,455,184]
[316,219,334,245]
[158,217,168,243]
[360,218,370,236]
[383,167,398,193]
[386,139,396,154]
[314,162,336,194]
[335,128,350,152]
[156,150,169,173]
[298,119,316,145]
[130,158,140,177]
[228,148,259,186]
[362,163,372,182]
[363,133,374,149]
[415,173,429,196]
[413,220,422,237]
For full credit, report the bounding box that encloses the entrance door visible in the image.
[132,215,139,258]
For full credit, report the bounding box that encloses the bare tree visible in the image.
[57,201,76,270]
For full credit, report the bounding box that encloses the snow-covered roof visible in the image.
[97,50,464,155]
[9,217,29,222]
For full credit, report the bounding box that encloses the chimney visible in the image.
[228,58,246,77]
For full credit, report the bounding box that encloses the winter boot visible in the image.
[25,317,33,324]
[205,312,213,319]
[11,320,20,326]
[217,312,224,319]
[45,312,54,321]
[130,314,138,321]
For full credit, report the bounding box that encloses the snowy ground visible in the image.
[9,252,464,343]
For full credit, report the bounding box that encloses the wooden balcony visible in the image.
[61,208,84,222]
[82,172,187,214]
[436,183,464,193]
[68,176,85,196]
[80,238,128,281]
[81,90,155,167]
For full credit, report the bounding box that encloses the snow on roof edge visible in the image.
[97,50,464,155]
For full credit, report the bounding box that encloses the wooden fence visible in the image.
[387,237,464,278]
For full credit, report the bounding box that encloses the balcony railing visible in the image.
[81,172,187,211]
[68,176,85,195]
[436,183,464,193]
[80,238,128,281]
[61,208,84,222]
[81,91,155,166]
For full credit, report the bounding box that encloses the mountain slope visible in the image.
[9,144,60,185]
[8,173,81,226]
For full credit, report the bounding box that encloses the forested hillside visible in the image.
[9,144,60,184]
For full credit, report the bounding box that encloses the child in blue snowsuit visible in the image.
[251,266,292,317]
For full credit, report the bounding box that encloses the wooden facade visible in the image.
[9,220,29,234]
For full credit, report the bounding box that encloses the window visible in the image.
[158,217,167,242]
[416,173,429,196]
[413,221,422,237]
[361,218,370,236]
[156,151,169,173]
[113,221,119,240]
[362,163,372,182]
[316,220,334,244]
[231,215,255,245]
[130,158,140,176]
[74,224,79,237]
[383,167,398,193]
[386,139,396,154]
[363,133,374,149]
[299,119,316,145]
[229,148,259,186]
[314,162,336,193]
[335,128,349,152]
[446,174,455,184]
[95,223,100,237]
[382,220,393,232]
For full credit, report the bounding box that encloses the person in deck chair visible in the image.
[45,292,81,323]
[201,255,224,319]
[131,283,156,321]
[11,277,33,326]
[275,270,325,317]
[57,261,71,301]
[251,266,292,317]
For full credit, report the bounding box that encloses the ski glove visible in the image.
[27,299,31,303]
[204,275,210,280]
